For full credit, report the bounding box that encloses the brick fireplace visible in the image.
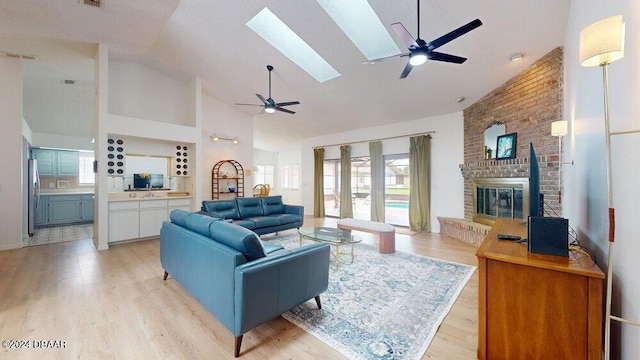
[439,47,563,247]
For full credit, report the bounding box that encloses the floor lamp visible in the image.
[579,15,640,360]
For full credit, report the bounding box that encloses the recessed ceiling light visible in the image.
[317,0,400,61]
[510,53,524,62]
[247,8,340,83]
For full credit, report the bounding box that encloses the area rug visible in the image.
[265,234,476,360]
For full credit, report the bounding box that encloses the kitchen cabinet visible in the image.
[81,195,94,221]
[31,149,79,177]
[48,196,81,224]
[108,197,192,243]
[32,149,56,176]
[34,196,49,226]
[57,151,79,176]
[36,194,94,226]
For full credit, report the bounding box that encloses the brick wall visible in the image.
[461,48,563,220]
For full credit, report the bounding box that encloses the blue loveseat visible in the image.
[160,209,330,357]
[200,195,303,235]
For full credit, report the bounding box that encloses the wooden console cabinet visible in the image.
[477,219,604,360]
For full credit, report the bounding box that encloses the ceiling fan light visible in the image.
[409,53,427,66]
[265,106,276,113]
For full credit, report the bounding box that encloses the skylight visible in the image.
[317,0,401,60]
[247,8,341,83]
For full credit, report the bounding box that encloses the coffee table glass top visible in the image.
[298,227,362,244]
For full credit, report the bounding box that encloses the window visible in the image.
[281,164,300,189]
[79,152,95,184]
[254,165,274,186]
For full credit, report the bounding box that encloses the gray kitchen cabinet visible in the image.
[31,149,79,177]
[34,196,48,226]
[32,149,56,176]
[47,195,81,225]
[81,195,94,221]
[36,194,94,227]
[57,151,79,176]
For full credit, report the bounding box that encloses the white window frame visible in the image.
[79,152,95,184]
[281,164,300,190]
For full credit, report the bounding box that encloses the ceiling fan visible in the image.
[235,65,300,114]
[364,1,482,79]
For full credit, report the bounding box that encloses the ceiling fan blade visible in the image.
[235,103,265,107]
[255,94,268,104]
[399,61,414,79]
[275,106,295,114]
[391,22,418,49]
[428,51,467,64]
[362,52,409,64]
[275,101,300,107]
[428,19,482,51]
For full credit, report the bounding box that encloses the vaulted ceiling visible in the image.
[0,0,570,151]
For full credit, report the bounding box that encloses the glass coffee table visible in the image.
[298,227,362,268]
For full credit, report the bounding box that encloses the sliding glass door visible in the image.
[384,154,409,227]
[323,155,409,227]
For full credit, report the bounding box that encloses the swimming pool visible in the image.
[385,202,409,209]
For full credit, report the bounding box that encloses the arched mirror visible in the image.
[484,122,506,159]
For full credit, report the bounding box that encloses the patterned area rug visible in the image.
[265,234,476,360]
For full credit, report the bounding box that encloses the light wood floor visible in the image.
[0,216,479,359]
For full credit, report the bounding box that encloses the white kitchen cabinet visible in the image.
[109,210,140,242]
[139,199,168,238]
[167,198,192,218]
[108,197,192,243]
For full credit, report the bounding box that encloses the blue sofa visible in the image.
[160,210,329,357]
[200,195,303,235]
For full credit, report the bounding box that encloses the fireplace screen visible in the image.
[473,178,529,224]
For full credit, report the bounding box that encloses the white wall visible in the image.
[31,132,93,151]
[200,93,254,201]
[301,112,464,232]
[277,150,302,205]
[108,60,191,126]
[0,58,25,250]
[564,1,639,358]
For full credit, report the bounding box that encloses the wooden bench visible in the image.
[336,218,395,254]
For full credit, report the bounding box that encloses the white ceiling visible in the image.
[0,0,571,151]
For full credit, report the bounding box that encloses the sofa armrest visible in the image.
[283,204,304,217]
[232,243,329,335]
[197,210,225,219]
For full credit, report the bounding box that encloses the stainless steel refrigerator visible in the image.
[28,159,40,237]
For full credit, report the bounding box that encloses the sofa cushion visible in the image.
[261,241,284,254]
[209,220,266,261]
[185,213,220,237]
[237,197,264,218]
[170,209,191,227]
[261,195,284,215]
[247,216,281,228]
[201,200,240,220]
[232,219,257,230]
[271,213,301,225]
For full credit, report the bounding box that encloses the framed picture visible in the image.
[496,132,517,160]
[57,180,70,189]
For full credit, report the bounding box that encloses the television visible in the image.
[528,143,543,217]
[133,174,164,189]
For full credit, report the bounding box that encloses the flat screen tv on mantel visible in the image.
[528,143,543,218]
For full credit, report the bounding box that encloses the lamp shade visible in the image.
[551,120,568,137]
[579,15,625,67]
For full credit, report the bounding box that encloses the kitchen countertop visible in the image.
[40,191,95,196]
[108,195,192,202]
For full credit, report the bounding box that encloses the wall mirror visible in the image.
[124,155,171,189]
[484,122,506,159]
